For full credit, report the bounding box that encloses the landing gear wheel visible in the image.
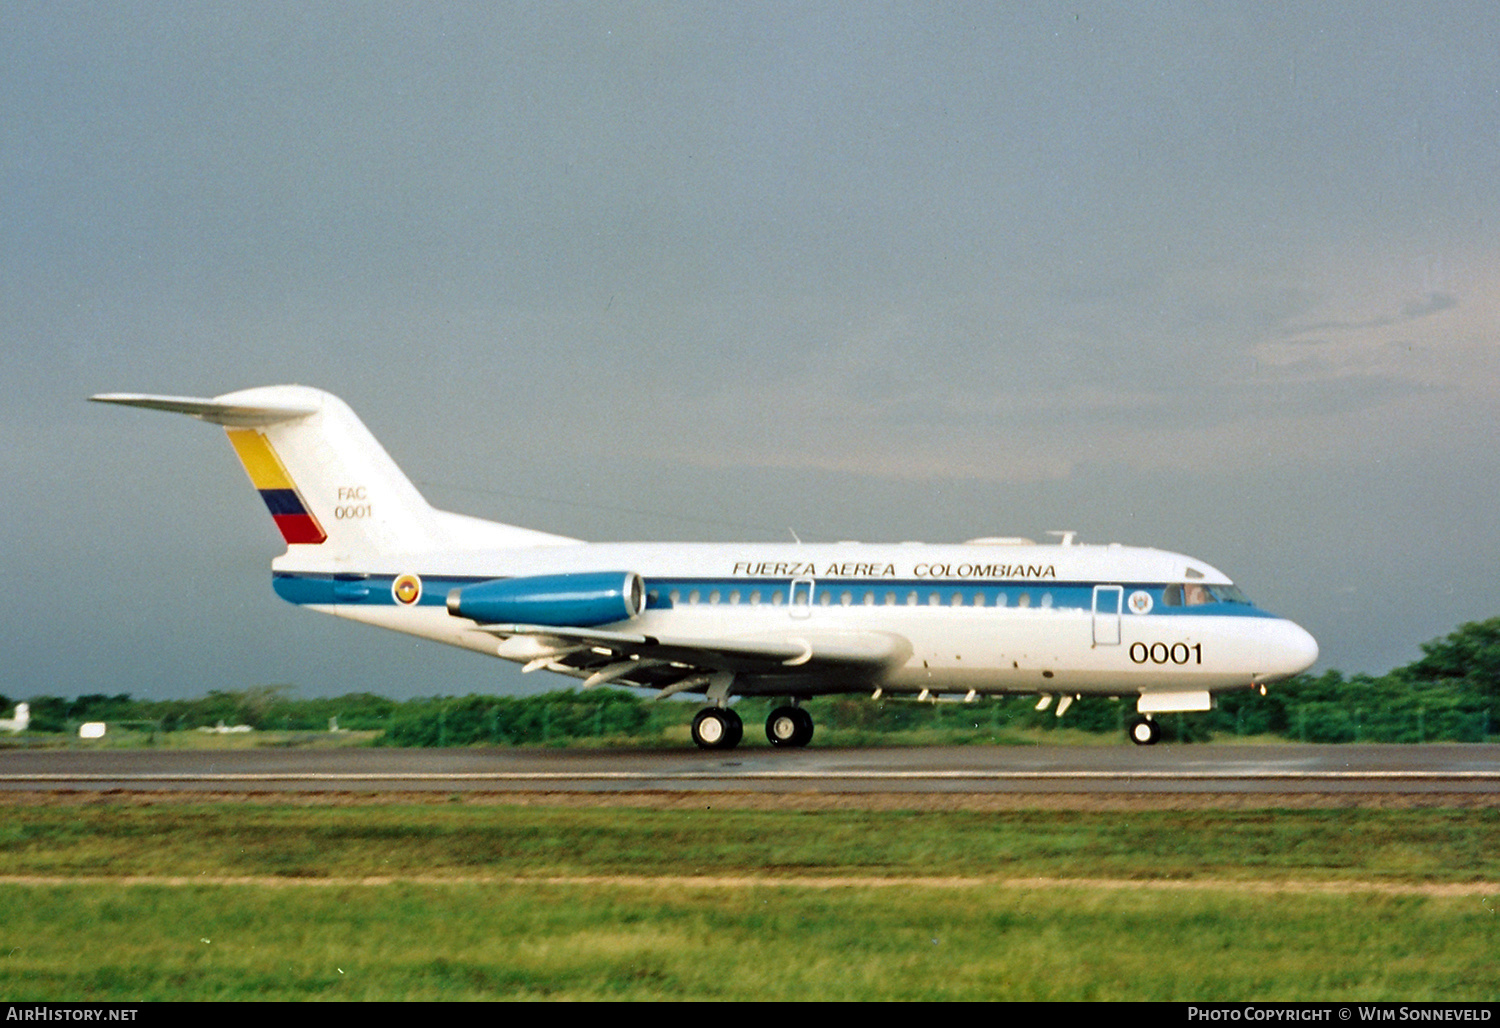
[691,707,743,750]
[766,705,815,748]
[1128,716,1161,746]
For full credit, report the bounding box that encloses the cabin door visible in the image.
[1092,585,1123,646]
[789,576,815,619]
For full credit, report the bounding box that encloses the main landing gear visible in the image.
[765,705,814,748]
[689,704,815,750]
[1128,715,1161,746]
[690,707,743,750]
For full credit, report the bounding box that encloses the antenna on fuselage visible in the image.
[788,528,802,544]
[1047,530,1079,546]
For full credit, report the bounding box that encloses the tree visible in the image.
[1405,617,1500,702]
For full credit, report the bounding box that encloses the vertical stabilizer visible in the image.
[0,703,28,733]
[91,385,579,564]
[215,385,450,559]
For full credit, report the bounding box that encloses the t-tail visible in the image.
[90,385,577,564]
[0,703,28,733]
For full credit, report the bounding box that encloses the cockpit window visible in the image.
[1162,583,1250,607]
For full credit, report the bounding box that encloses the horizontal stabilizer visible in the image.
[90,393,319,427]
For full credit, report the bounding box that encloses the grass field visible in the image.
[1,800,1496,1000]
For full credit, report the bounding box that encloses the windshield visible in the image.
[1162,583,1251,607]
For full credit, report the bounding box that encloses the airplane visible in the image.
[91,385,1318,749]
[0,703,29,734]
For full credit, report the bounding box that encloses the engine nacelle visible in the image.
[446,571,646,628]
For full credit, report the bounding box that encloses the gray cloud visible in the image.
[4,3,1499,697]
[1287,292,1460,336]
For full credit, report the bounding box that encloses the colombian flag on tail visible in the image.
[225,429,327,545]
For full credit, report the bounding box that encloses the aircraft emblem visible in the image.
[392,574,423,606]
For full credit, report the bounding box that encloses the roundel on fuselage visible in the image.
[392,574,422,605]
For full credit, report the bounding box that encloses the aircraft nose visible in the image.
[1261,619,1319,681]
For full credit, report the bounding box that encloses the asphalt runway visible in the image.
[1,744,1497,804]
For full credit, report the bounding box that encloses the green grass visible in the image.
[1,882,1494,1000]
[0,802,1496,1000]
[2,804,1496,883]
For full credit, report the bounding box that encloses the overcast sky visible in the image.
[4,2,1497,702]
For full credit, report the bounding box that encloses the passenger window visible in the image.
[728,590,740,605]
[840,591,852,606]
[749,590,761,605]
[1017,593,1031,608]
[669,589,681,605]
[1041,593,1053,608]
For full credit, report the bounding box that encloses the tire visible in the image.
[766,705,814,748]
[692,707,743,750]
[790,706,813,746]
[1128,716,1160,746]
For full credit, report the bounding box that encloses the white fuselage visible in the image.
[281,539,1319,701]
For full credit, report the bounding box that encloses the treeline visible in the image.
[379,690,651,746]
[0,685,666,747]
[5,618,1497,746]
[0,685,668,748]
[0,686,398,736]
[1252,614,1499,743]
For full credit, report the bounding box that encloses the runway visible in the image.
[1,744,1497,802]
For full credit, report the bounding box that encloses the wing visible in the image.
[472,622,913,698]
